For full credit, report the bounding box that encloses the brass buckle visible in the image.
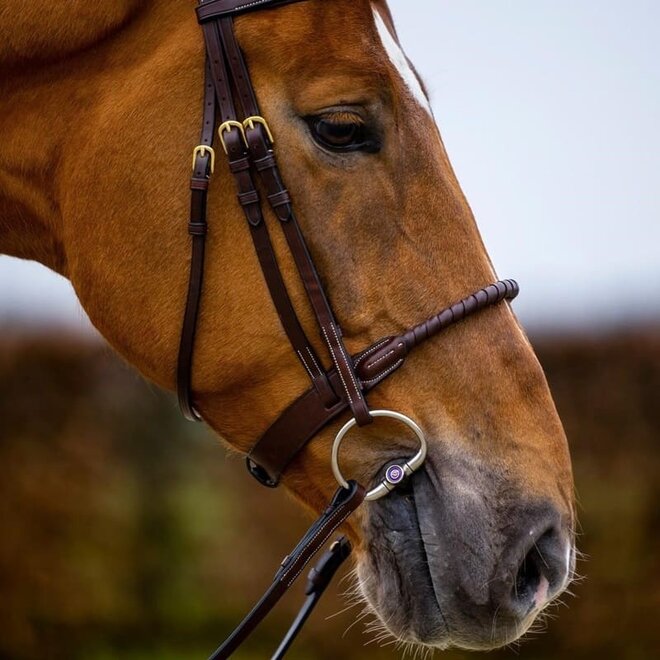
[191,145,215,174]
[218,120,247,154]
[243,115,274,144]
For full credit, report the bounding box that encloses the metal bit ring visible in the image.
[331,410,427,501]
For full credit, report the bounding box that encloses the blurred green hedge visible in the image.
[0,331,658,659]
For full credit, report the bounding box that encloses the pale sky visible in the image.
[1,0,659,334]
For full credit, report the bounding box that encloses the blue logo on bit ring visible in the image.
[385,464,405,485]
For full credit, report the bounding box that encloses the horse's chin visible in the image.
[354,458,573,650]
[354,561,539,651]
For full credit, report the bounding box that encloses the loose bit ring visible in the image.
[331,410,427,501]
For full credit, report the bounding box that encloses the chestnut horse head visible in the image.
[0,0,574,651]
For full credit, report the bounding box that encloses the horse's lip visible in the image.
[408,473,450,634]
[359,465,450,644]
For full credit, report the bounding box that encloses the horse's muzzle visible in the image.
[357,455,573,649]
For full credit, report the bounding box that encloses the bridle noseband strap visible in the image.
[247,280,519,486]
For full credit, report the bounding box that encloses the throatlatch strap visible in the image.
[208,482,365,659]
[177,63,216,421]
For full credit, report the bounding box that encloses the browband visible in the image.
[197,0,309,22]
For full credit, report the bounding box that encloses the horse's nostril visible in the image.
[514,537,547,608]
[515,547,540,600]
[510,528,565,613]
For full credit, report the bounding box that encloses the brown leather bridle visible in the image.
[176,1,520,657]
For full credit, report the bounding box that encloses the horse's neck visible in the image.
[0,0,177,275]
[0,64,69,273]
[0,1,147,68]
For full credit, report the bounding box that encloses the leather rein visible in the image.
[176,1,520,657]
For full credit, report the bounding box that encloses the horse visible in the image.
[0,0,575,652]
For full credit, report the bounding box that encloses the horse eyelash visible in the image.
[321,111,365,125]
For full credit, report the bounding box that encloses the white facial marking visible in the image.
[372,6,433,117]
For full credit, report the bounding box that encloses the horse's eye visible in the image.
[307,114,380,153]
[315,119,360,147]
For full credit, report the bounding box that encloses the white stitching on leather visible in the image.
[282,500,353,586]
[322,327,354,405]
[361,341,405,371]
[306,347,323,377]
[297,350,315,381]
[226,0,275,13]
[365,348,395,367]
[330,324,362,402]
[201,0,278,16]
[354,338,390,368]
[361,359,404,385]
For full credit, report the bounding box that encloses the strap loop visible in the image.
[253,153,277,171]
[267,189,291,208]
[238,190,259,206]
[188,222,208,236]
[228,156,251,173]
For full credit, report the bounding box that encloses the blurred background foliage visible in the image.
[0,330,658,660]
